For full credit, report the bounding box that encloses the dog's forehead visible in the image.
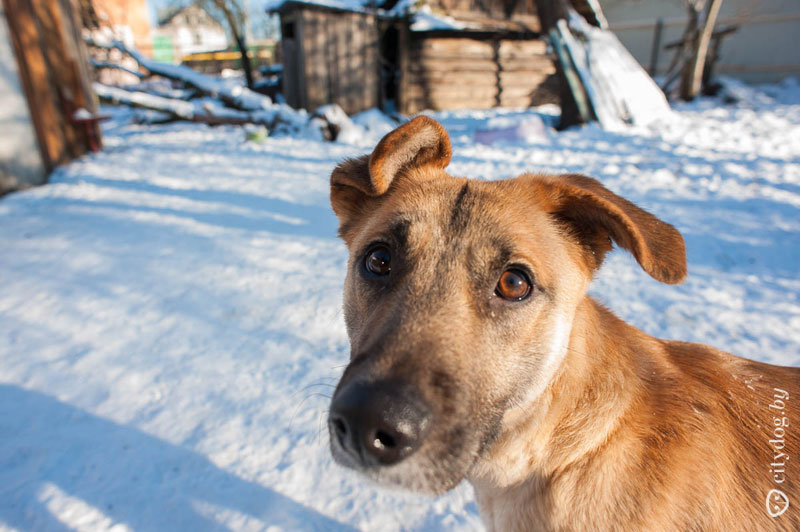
[386,176,547,239]
[363,176,569,286]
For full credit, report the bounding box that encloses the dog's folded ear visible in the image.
[330,116,451,237]
[535,174,687,284]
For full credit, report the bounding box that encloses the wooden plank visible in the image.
[499,56,556,72]
[498,39,548,58]
[498,86,540,98]
[404,84,499,100]
[397,22,411,114]
[61,0,98,113]
[282,38,299,107]
[32,0,81,158]
[411,38,495,59]
[295,13,308,110]
[343,14,354,113]
[499,71,553,86]
[359,13,379,112]
[48,0,99,153]
[407,53,553,72]
[3,0,66,169]
[333,13,345,110]
[498,97,535,108]
[403,95,497,113]
[407,58,500,73]
[410,38,549,60]
[303,10,326,110]
[406,70,499,85]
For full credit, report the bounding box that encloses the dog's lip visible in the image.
[330,433,362,470]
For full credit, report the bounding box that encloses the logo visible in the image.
[766,489,789,518]
[765,388,791,518]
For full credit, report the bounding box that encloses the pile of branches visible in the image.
[661,0,727,100]
[88,38,324,137]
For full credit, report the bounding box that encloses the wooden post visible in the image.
[648,18,664,76]
[680,0,724,100]
[3,0,67,169]
[535,0,584,128]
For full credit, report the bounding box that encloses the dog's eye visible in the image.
[364,246,391,276]
[496,269,532,301]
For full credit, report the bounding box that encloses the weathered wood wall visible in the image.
[399,34,558,114]
[281,8,379,115]
[2,0,98,175]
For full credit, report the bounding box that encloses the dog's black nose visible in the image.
[329,380,431,467]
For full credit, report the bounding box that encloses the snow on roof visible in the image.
[265,0,380,14]
[267,0,541,33]
[409,5,466,31]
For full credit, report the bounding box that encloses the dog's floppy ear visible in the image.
[330,116,451,236]
[535,174,687,284]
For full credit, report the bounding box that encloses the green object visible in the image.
[152,35,174,64]
[245,126,269,143]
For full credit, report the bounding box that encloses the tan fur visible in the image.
[329,117,800,531]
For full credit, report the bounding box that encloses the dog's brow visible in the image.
[488,242,513,273]
[449,182,474,233]
[388,219,411,250]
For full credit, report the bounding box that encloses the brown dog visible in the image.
[327,116,799,531]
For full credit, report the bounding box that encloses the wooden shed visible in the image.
[395,0,556,115]
[269,0,604,116]
[270,1,380,115]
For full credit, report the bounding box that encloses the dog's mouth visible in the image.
[328,419,478,494]
[326,377,481,493]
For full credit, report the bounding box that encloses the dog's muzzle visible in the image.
[329,379,432,468]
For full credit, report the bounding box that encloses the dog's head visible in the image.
[327,116,686,493]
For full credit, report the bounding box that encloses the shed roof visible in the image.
[266,0,604,33]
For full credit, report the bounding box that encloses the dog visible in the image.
[326,116,799,531]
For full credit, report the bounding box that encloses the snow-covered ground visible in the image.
[1,79,799,531]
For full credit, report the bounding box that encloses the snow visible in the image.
[262,0,480,33]
[557,12,672,129]
[1,81,800,531]
[265,0,373,14]
[95,83,198,119]
[409,5,469,32]
[115,42,271,112]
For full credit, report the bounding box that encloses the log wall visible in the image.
[399,34,558,114]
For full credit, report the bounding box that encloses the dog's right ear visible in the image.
[330,116,451,238]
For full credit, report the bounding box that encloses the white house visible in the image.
[153,4,229,62]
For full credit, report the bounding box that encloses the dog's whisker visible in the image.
[288,392,332,432]
[317,409,328,447]
[289,381,338,399]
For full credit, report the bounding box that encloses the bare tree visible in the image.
[168,0,255,89]
[199,0,255,89]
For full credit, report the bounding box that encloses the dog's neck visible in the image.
[469,296,664,496]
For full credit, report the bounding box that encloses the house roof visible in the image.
[157,3,219,28]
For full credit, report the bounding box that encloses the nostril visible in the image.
[332,417,347,436]
[372,430,397,450]
[330,415,349,447]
